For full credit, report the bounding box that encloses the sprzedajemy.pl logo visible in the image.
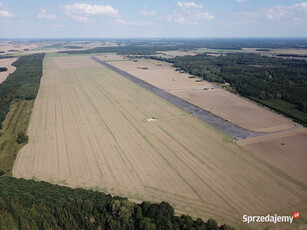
[243,211,300,224]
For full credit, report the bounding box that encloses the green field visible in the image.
[0,99,34,176]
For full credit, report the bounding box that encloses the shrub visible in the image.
[16,131,28,144]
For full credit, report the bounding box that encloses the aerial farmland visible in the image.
[9,53,306,229]
[1,2,307,228]
[104,55,296,133]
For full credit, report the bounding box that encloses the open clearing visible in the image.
[238,128,307,184]
[0,58,17,83]
[13,54,307,229]
[103,55,294,133]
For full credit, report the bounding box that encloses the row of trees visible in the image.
[0,53,45,129]
[0,176,235,230]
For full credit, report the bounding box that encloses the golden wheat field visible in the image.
[13,54,307,229]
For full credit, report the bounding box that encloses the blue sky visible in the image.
[0,0,307,38]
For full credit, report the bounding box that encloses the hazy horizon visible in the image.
[1,0,307,38]
[1,37,307,40]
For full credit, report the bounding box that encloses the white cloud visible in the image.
[234,2,307,24]
[54,23,65,28]
[164,1,213,24]
[266,3,307,20]
[0,2,14,17]
[0,10,13,17]
[115,18,153,26]
[38,9,57,19]
[236,0,249,3]
[164,6,214,24]
[165,12,187,23]
[177,1,203,9]
[164,11,214,24]
[196,11,215,20]
[69,15,90,22]
[140,9,156,16]
[64,3,119,22]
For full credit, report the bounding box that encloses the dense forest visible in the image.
[147,53,307,125]
[0,53,44,129]
[0,176,234,230]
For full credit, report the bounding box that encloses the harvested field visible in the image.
[238,128,307,184]
[0,42,39,54]
[94,53,126,61]
[92,57,258,139]
[99,56,213,92]
[0,58,17,83]
[105,57,294,133]
[156,50,198,57]
[173,89,295,133]
[13,54,307,229]
[243,48,307,56]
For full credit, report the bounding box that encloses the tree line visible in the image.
[0,53,45,129]
[0,176,235,230]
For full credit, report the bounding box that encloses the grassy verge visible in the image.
[0,99,34,176]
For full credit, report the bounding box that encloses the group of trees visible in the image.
[0,67,7,72]
[0,53,44,129]
[147,53,307,125]
[276,54,307,58]
[0,176,234,230]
